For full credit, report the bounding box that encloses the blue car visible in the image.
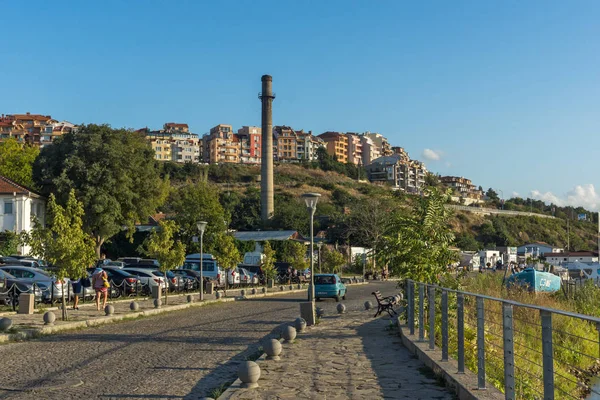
[314,274,347,302]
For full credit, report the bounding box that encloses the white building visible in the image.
[517,242,563,258]
[479,250,501,268]
[0,176,45,254]
[544,251,599,266]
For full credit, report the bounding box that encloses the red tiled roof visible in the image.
[165,123,189,128]
[0,175,42,197]
[11,114,52,121]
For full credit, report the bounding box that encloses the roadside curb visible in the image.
[0,282,367,344]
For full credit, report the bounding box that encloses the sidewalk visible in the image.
[222,310,456,400]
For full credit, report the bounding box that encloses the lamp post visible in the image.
[302,193,321,303]
[498,189,504,210]
[197,221,207,301]
[317,242,323,274]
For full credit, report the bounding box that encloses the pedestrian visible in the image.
[71,277,82,310]
[92,267,109,311]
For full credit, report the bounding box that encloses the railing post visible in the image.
[477,296,486,389]
[418,283,425,341]
[503,303,515,400]
[457,292,465,373]
[441,289,448,361]
[407,280,415,335]
[428,285,435,350]
[541,310,554,400]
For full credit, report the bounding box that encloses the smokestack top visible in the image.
[261,75,272,82]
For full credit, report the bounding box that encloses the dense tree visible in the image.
[21,190,96,320]
[139,220,186,304]
[379,188,457,283]
[0,138,39,187]
[167,182,228,254]
[279,241,308,272]
[321,245,345,273]
[0,231,19,256]
[424,173,441,188]
[33,125,168,256]
[271,194,310,235]
[221,187,261,231]
[454,232,481,251]
[214,234,241,290]
[261,241,277,280]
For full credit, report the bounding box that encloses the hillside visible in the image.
[162,162,599,252]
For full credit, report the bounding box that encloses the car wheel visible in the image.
[342,291,346,300]
[335,293,340,302]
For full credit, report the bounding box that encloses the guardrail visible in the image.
[446,204,556,219]
[404,279,600,399]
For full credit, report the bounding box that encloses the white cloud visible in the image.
[422,148,442,161]
[512,191,520,197]
[530,184,600,211]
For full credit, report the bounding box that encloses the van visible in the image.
[179,254,225,287]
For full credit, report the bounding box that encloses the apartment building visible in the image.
[360,135,380,166]
[440,176,484,200]
[0,113,57,145]
[142,123,200,163]
[237,126,261,164]
[365,154,428,193]
[363,132,392,157]
[318,131,348,163]
[346,133,363,166]
[274,126,298,161]
[296,130,324,161]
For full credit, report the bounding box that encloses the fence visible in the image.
[404,279,600,400]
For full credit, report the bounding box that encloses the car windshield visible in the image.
[315,276,335,285]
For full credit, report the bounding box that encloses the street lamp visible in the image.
[498,189,504,210]
[197,221,207,301]
[317,241,323,273]
[302,193,321,304]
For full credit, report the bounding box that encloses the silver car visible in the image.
[0,266,66,303]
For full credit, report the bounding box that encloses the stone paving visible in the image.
[224,311,455,400]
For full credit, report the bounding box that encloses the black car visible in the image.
[171,269,203,290]
[0,269,43,306]
[90,267,140,297]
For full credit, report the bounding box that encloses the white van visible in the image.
[179,254,225,287]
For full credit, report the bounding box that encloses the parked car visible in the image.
[227,267,241,287]
[179,254,225,287]
[117,258,159,267]
[242,265,265,285]
[152,270,191,292]
[314,274,347,302]
[171,269,203,290]
[122,268,165,292]
[238,267,258,286]
[0,266,65,303]
[0,269,43,305]
[94,267,140,297]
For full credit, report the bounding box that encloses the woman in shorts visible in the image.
[92,268,109,311]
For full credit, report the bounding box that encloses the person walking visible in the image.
[92,267,109,311]
[71,277,82,310]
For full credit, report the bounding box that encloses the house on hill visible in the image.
[517,242,563,258]
[0,175,46,254]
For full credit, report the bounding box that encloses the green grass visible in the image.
[209,381,234,398]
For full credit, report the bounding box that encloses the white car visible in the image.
[227,267,241,287]
[238,267,258,286]
[123,268,166,291]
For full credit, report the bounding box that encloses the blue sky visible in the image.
[1,1,599,209]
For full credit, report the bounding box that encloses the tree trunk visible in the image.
[164,271,168,305]
[95,236,105,258]
[61,285,68,321]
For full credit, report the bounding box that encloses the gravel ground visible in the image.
[0,281,399,400]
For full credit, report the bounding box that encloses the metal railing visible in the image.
[405,279,600,400]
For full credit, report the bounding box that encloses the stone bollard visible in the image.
[154,298,162,309]
[251,288,257,295]
[288,285,293,291]
[364,301,373,310]
[43,311,56,325]
[215,291,222,299]
[262,287,267,294]
[0,317,13,332]
[294,317,307,333]
[337,303,346,314]
[130,301,140,311]
[238,361,260,389]
[282,326,297,343]
[186,295,193,303]
[240,289,246,297]
[279,286,284,291]
[264,338,282,360]
[267,279,274,289]
[297,284,301,290]
[105,304,115,316]
[316,307,325,318]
